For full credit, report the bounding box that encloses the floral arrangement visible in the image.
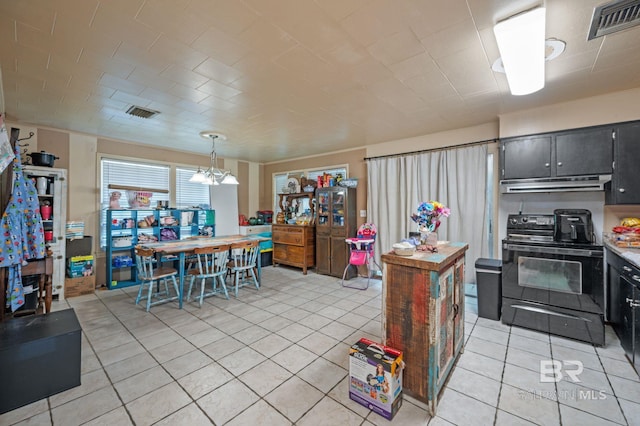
[411,200,450,232]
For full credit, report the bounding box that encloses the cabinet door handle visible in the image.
[619,188,625,193]
[626,298,640,308]
[544,163,550,167]
[632,275,640,283]
[557,162,563,166]
[623,266,632,272]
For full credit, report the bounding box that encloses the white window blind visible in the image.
[100,159,170,248]
[101,159,170,208]
[176,167,211,208]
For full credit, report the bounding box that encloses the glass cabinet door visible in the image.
[331,189,346,228]
[317,190,330,227]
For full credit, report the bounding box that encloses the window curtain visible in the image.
[366,144,489,283]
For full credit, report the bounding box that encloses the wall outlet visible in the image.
[360,210,367,218]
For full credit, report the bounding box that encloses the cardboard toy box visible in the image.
[349,338,404,420]
[67,255,94,278]
[64,275,96,298]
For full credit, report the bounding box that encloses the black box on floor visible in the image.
[66,236,93,259]
[0,309,82,414]
[261,250,273,267]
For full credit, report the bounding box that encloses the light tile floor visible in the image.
[2,266,639,425]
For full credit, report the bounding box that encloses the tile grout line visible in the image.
[492,318,506,426]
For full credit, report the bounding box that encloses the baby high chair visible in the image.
[341,223,382,290]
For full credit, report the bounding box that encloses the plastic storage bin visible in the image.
[475,258,502,321]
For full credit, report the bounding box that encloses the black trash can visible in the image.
[475,258,502,320]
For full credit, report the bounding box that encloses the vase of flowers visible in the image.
[411,200,450,246]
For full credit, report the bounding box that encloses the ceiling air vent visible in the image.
[588,0,640,40]
[125,105,160,119]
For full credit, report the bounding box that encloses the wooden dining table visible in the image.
[140,234,268,308]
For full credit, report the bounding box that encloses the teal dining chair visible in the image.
[227,240,260,297]
[186,244,231,307]
[134,246,180,312]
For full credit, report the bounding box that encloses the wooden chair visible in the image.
[186,244,230,307]
[134,246,179,312]
[227,240,260,297]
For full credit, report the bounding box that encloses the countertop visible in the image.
[604,239,640,269]
[381,242,468,270]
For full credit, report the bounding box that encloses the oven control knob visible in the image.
[509,217,518,225]
[522,217,528,223]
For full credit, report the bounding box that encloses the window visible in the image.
[101,159,170,208]
[176,167,210,208]
[100,159,210,248]
[272,166,348,213]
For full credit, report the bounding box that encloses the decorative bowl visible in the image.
[338,178,358,188]
[392,242,415,256]
[303,185,315,193]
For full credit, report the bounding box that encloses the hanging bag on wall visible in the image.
[0,117,15,174]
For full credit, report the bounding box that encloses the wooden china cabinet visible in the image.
[315,187,357,278]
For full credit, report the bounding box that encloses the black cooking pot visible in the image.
[27,151,59,167]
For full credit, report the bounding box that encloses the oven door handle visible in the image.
[503,243,603,258]
[511,304,593,322]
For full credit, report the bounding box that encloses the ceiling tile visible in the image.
[149,36,208,71]
[91,3,160,51]
[160,65,209,89]
[197,79,243,100]
[389,52,439,82]
[191,26,251,66]
[408,0,471,39]
[419,18,483,59]
[2,0,640,162]
[188,0,259,36]
[0,1,55,33]
[313,0,368,21]
[193,58,243,85]
[367,30,425,66]
[235,19,297,60]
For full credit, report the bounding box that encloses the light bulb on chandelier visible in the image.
[189,132,239,185]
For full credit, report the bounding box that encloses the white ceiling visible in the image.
[1,0,639,163]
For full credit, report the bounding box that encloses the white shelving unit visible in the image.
[23,165,68,299]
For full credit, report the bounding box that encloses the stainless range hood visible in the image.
[500,175,611,194]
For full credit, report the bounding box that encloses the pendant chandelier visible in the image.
[189,131,239,185]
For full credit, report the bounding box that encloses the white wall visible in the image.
[366,122,499,157]
[499,87,640,137]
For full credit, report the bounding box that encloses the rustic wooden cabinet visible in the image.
[315,187,357,278]
[381,243,468,415]
[272,224,315,274]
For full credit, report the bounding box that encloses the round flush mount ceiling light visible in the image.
[199,131,227,141]
[492,38,566,73]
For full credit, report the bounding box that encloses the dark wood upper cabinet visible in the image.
[555,128,613,176]
[502,135,552,179]
[500,125,613,181]
[606,121,640,204]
